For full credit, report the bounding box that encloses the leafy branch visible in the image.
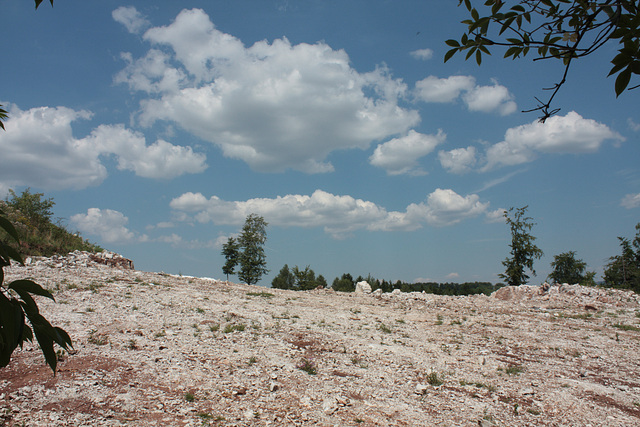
[1,208,73,373]
[445,0,640,121]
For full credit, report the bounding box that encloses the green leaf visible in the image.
[52,327,73,350]
[0,292,24,368]
[0,215,20,242]
[615,68,632,96]
[444,48,458,63]
[466,46,476,60]
[476,49,482,65]
[30,314,58,373]
[445,39,461,47]
[0,243,24,266]
[9,279,55,301]
[504,46,521,58]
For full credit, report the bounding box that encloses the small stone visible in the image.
[322,397,339,415]
[269,381,279,392]
[520,388,535,396]
[415,384,428,395]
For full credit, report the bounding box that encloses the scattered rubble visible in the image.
[1,252,639,426]
[22,250,134,270]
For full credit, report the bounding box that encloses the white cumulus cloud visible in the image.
[404,188,489,227]
[438,146,477,174]
[71,208,143,244]
[115,8,420,173]
[414,75,516,115]
[0,104,207,190]
[0,104,105,190]
[621,193,640,209]
[112,6,150,34]
[86,124,207,179]
[410,48,433,60]
[369,130,446,175]
[170,188,492,238]
[482,111,624,170]
[462,81,517,115]
[414,75,475,103]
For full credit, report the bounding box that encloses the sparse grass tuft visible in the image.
[247,291,275,298]
[223,323,246,333]
[427,371,443,386]
[613,323,640,331]
[297,358,317,375]
[87,329,108,346]
[505,365,524,375]
[184,392,195,402]
[378,323,392,334]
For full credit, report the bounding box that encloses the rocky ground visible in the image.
[2,251,640,426]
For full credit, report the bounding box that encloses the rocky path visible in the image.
[1,252,640,426]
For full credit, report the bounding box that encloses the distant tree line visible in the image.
[271,267,504,296]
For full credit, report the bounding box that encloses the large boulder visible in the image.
[355,281,372,294]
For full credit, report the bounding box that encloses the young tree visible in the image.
[499,206,543,286]
[292,265,318,291]
[332,273,355,292]
[316,274,328,289]
[221,237,240,281]
[272,264,295,289]
[237,214,268,286]
[6,188,55,230]
[604,223,640,292]
[446,0,640,121]
[548,251,594,285]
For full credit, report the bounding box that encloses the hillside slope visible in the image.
[2,253,640,426]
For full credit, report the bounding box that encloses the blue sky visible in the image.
[1,1,638,286]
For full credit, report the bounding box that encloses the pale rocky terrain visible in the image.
[2,251,640,426]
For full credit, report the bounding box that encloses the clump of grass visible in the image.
[427,371,443,386]
[88,282,104,293]
[505,365,524,375]
[126,339,138,350]
[209,323,220,332]
[435,314,443,325]
[196,307,205,314]
[248,356,258,365]
[246,291,274,298]
[351,357,368,369]
[154,330,166,338]
[87,329,108,346]
[613,323,640,332]
[378,323,392,334]
[297,358,317,375]
[184,392,195,402]
[223,324,246,333]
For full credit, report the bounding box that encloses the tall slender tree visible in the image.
[237,214,268,286]
[499,206,543,286]
[221,237,240,281]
